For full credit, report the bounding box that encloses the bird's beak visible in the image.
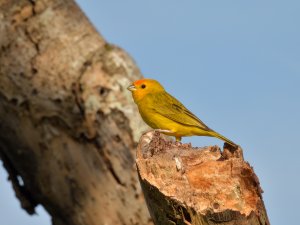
[127,84,136,91]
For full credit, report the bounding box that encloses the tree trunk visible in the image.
[0,0,151,225]
[136,131,270,225]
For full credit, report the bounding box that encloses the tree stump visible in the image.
[136,131,270,225]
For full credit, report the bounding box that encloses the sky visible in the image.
[1,1,300,224]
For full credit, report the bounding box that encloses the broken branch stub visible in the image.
[136,131,270,225]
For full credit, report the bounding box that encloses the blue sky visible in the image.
[1,1,300,224]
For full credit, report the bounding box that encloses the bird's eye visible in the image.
[141,84,146,89]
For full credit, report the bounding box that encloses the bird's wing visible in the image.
[150,92,211,131]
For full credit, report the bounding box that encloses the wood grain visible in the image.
[136,131,270,225]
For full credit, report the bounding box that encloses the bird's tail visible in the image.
[208,130,237,148]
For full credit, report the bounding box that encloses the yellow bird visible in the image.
[127,79,237,147]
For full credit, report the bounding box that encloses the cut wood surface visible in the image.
[136,131,270,225]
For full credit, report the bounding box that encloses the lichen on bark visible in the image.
[0,0,150,225]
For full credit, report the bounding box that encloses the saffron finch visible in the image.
[127,79,237,147]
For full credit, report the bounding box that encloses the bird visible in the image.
[127,78,237,147]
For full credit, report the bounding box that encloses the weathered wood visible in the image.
[136,131,270,225]
[0,0,151,224]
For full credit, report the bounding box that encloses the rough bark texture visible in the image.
[0,0,151,225]
[136,131,270,225]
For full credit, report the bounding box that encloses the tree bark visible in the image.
[136,131,270,225]
[0,0,151,225]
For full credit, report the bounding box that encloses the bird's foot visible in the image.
[175,136,182,142]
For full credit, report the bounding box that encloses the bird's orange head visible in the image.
[127,79,165,102]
